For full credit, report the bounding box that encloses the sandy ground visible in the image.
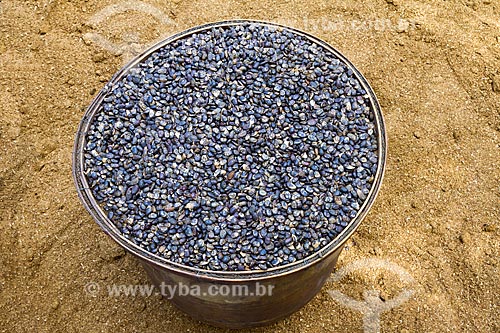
[1,0,499,332]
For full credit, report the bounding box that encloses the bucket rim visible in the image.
[72,19,387,281]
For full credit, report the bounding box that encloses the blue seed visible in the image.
[83,23,379,272]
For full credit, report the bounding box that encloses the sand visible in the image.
[0,0,499,332]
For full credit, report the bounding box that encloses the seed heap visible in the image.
[83,23,378,271]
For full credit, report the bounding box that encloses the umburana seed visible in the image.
[84,23,379,271]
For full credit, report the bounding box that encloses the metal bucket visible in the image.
[73,20,387,329]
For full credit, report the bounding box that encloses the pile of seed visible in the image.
[83,23,378,271]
